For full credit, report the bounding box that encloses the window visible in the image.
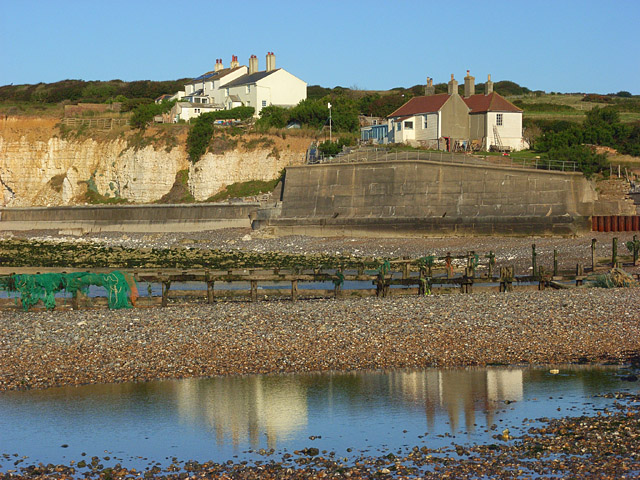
[262,100,267,107]
[397,123,402,131]
[404,121,413,130]
[424,116,428,129]
[497,113,503,126]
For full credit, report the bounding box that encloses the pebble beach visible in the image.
[1,229,640,479]
[1,229,640,391]
[1,287,639,392]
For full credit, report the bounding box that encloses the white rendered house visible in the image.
[173,53,306,120]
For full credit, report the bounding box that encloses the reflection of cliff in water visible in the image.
[174,375,308,449]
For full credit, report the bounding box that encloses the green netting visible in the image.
[1,271,137,311]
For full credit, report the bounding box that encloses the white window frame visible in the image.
[404,121,413,130]
[497,113,503,126]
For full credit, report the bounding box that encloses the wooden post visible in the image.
[499,267,506,292]
[591,238,596,272]
[612,237,618,268]
[207,281,215,304]
[402,258,410,279]
[418,269,425,295]
[464,266,473,294]
[634,235,639,265]
[553,249,558,277]
[499,266,513,292]
[162,280,170,307]
[72,290,82,309]
[531,244,537,277]
[576,263,584,286]
[538,266,545,290]
[250,280,258,302]
[291,280,298,302]
[445,252,452,278]
[376,277,383,297]
[488,251,494,279]
[469,251,476,277]
[205,270,214,304]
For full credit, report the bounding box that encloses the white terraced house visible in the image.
[171,52,306,122]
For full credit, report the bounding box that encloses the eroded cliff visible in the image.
[0,116,308,206]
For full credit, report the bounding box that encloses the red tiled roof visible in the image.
[388,92,521,119]
[387,94,450,118]
[463,92,522,113]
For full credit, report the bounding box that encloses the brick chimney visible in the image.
[230,55,239,69]
[425,77,435,96]
[266,52,276,72]
[485,74,494,95]
[249,55,258,75]
[464,70,475,97]
[447,74,458,95]
[214,58,223,72]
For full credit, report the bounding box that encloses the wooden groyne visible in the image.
[1,238,637,310]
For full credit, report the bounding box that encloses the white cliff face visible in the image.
[0,117,307,206]
[189,148,304,201]
[0,135,187,206]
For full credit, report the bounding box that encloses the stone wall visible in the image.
[264,160,599,236]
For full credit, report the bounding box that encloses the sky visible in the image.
[1,0,639,94]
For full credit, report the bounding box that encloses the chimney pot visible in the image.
[464,70,475,97]
[448,74,459,95]
[485,74,494,95]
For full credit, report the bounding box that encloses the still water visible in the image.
[0,366,636,471]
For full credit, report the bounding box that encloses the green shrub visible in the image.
[186,107,255,163]
[206,178,281,202]
[130,100,175,129]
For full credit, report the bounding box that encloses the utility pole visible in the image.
[328,102,332,142]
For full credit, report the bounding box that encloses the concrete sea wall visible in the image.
[264,160,598,236]
[0,203,257,233]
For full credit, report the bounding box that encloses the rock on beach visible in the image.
[1,288,638,391]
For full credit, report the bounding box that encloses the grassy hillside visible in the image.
[510,93,640,123]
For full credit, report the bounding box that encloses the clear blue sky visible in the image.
[1,0,639,94]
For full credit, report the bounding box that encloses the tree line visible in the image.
[0,79,189,111]
[529,108,640,177]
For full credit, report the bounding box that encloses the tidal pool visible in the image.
[0,365,637,473]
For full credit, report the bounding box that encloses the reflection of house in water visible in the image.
[170,368,523,448]
[387,369,523,433]
[174,376,307,450]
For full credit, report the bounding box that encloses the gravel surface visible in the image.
[1,288,638,392]
[3,229,639,274]
[1,230,640,479]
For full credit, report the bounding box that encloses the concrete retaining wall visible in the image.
[0,203,257,232]
[264,160,597,236]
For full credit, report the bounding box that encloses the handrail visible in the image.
[309,148,577,172]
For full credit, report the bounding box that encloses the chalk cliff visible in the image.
[0,116,307,206]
